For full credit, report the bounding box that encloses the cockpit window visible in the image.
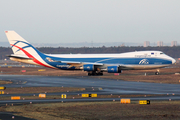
[160,53,164,55]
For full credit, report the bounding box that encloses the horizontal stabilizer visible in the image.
[7,54,34,60]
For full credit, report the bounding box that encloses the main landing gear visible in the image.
[88,71,103,76]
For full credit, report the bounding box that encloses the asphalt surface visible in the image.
[1,75,180,95]
[0,75,179,100]
[0,75,180,119]
[0,95,179,105]
[0,112,36,120]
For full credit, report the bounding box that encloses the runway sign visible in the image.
[139,100,150,105]
[0,86,6,90]
[61,94,67,98]
[82,94,97,97]
[38,69,46,71]
[8,66,12,68]
[0,91,4,94]
[120,99,131,104]
[39,94,46,98]
[82,94,89,97]
[91,94,97,97]
[11,96,20,100]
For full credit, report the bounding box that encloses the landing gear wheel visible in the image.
[88,72,103,76]
[97,72,103,76]
[155,72,159,75]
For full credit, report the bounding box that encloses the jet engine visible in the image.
[107,66,121,73]
[83,64,94,71]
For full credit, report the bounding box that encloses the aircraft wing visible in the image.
[56,60,102,65]
[46,57,103,66]
[56,60,131,70]
[58,61,103,69]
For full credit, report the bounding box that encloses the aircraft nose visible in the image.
[172,58,176,64]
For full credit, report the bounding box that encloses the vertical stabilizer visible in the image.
[5,31,30,55]
[5,30,44,58]
[4,31,54,68]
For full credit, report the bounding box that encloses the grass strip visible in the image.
[1,101,180,120]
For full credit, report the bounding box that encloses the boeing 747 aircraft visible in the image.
[5,31,176,76]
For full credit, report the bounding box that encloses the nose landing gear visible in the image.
[155,69,160,75]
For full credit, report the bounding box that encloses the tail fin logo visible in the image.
[11,40,42,56]
[11,40,31,53]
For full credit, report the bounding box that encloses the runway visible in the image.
[1,75,180,94]
[0,75,180,105]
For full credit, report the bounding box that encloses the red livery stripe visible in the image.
[10,44,55,69]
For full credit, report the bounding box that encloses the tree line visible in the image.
[0,46,180,60]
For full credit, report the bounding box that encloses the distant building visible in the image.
[171,41,177,46]
[157,41,163,47]
[144,41,150,47]
[120,43,125,47]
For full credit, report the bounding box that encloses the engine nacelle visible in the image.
[83,64,94,71]
[107,66,121,73]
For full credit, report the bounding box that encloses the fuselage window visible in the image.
[151,53,154,55]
